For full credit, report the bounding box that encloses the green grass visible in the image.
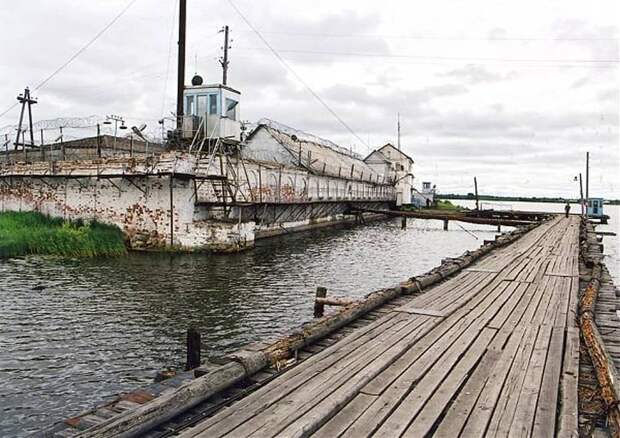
[433,199,465,211]
[0,211,127,258]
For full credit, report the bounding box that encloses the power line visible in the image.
[34,0,139,91]
[0,0,138,121]
[234,47,619,64]
[226,0,370,151]
[236,29,619,42]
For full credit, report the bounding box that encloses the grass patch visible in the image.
[0,211,127,258]
[433,199,466,211]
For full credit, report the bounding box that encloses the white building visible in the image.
[412,181,436,208]
[364,143,414,205]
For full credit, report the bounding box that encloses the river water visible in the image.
[0,204,618,436]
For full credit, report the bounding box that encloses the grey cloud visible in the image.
[571,77,590,88]
[440,64,515,84]
[598,88,619,102]
[551,19,619,60]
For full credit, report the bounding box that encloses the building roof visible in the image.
[244,119,387,183]
[364,150,392,164]
[368,143,414,164]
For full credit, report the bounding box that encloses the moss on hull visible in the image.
[0,211,127,258]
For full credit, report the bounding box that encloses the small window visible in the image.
[196,95,207,115]
[208,94,218,115]
[225,98,238,120]
[185,96,195,115]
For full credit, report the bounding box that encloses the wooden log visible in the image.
[77,349,269,438]
[351,206,539,227]
[185,328,201,371]
[316,297,355,307]
[579,217,620,436]
[314,287,327,318]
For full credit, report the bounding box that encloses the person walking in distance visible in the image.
[564,202,571,218]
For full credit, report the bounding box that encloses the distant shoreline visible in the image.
[437,194,620,205]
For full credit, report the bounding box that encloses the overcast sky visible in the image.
[0,0,618,198]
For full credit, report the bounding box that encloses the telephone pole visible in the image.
[176,0,187,130]
[585,151,590,204]
[14,88,37,151]
[220,25,230,85]
[397,113,401,150]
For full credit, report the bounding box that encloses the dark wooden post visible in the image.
[60,127,65,160]
[497,224,501,232]
[96,124,102,158]
[443,219,449,231]
[22,130,27,161]
[40,129,45,161]
[314,287,327,318]
[185,327,201,371]
[474,177,480,213]
[401,216,407,229]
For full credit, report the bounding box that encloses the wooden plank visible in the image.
[178,312,408,437]
[432,348,502,437]
[312,393,377,438]
[360,277,526,437]
[459,325,533,437]
[375,324,497,437]
[532,326,565,438]
[230,316,435,437]
[402,328,498,437]
[362,280,512,397]
[394,306,446,317]
[427,277,548,436]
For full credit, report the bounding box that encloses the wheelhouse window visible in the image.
[225,98,238,120]
[196,95,207,116]
[185,96,195,116]
[208,94,218,115]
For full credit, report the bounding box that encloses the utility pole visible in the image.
[14,87,37,151]
[40,128,44,161]
[4,134,9,162]
[474,177,480,212]
[585,151,590,206]
[579,173,585,217]
[176,0,187,130]
[104,115,126,153]
[397,112,401,150]
[220,25,231,85]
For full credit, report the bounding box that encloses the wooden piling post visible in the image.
[185,327,201,371]
[314,287,327,318]
[443,219,449,231]
[474,176,480,213]
[401,216,407,229]
[96,124,102,158]
[40,129,44,161]
[60,127,65,161]
[497,224,501,232]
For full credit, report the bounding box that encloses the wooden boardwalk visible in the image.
[176,216,581,437]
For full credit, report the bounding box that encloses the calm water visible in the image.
[0,218,501,436]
